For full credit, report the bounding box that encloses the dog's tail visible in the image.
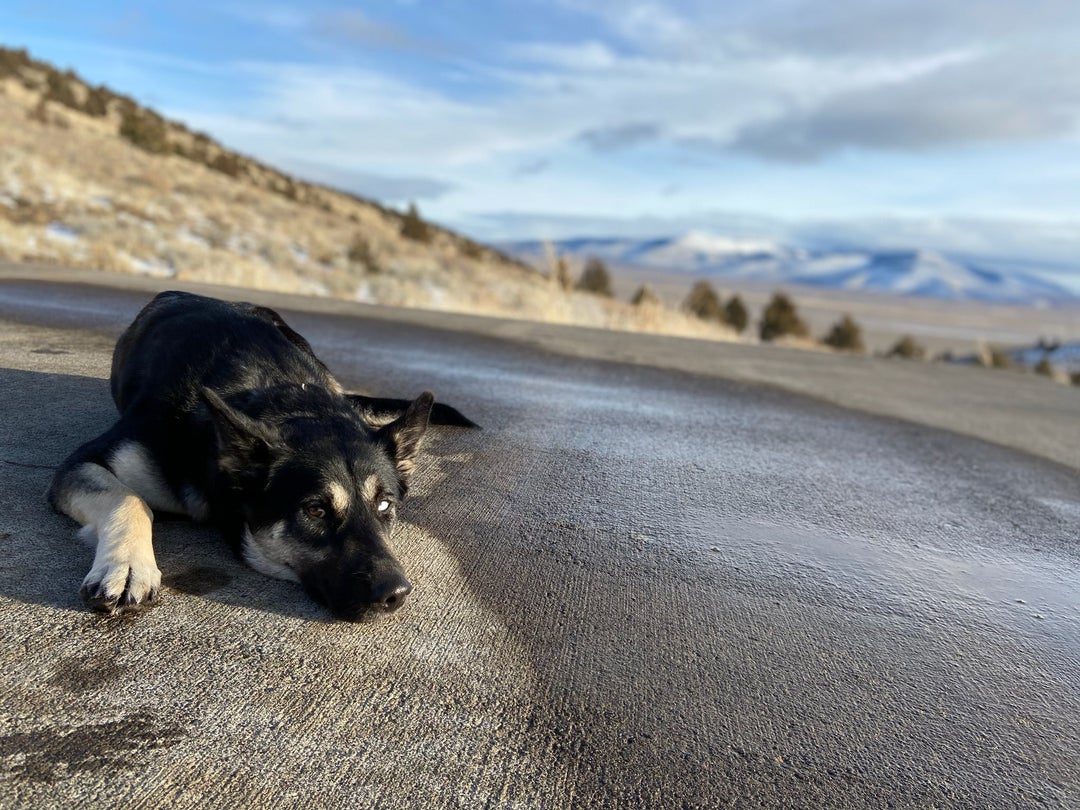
[346,394,479,429]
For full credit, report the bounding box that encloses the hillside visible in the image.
[0,46,735,342]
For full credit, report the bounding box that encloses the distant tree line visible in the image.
[548,253,1080,384]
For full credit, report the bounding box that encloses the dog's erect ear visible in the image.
[347,393,478,429]
[201,388,279,478]
[376,391,434,495]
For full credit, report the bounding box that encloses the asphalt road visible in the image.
[0,278,1077,808]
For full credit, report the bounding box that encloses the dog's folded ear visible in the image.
[201,388,279,478]
[376,391,434,495]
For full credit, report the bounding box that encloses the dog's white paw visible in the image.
[80,556,162,614]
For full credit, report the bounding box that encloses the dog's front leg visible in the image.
[50,460,160,612]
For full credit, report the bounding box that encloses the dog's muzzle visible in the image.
[304,558,413,621]
[369,575,413,614]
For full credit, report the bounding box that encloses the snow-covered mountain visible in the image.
[505,233,1075,305]
[786,250,1071,302]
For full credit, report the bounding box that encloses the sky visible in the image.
[3,1,1080,278]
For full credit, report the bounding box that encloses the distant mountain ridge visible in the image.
[506,232,1075,305]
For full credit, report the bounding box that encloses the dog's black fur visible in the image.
[48,291,476,621]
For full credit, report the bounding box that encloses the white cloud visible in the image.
[219,4,307,31]
[525,0,1080,160]
[511,40,620,70]
[276,159,455,201]
[176,1,1080,178]
[180,62,526,168]
[548,0,694,50]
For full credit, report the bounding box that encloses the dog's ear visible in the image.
[201,388,279,480]
[376,391,434,495]
[347,393,478,429]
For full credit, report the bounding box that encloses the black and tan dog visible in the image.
[48,291,475,621]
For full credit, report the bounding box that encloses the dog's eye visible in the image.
[304,504,327,519]
[376,499,391,514]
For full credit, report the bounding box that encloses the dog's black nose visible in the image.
[372,577,413,613]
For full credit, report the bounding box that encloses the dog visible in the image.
[48,290,476,621]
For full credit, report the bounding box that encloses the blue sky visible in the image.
[4,1,1080,275]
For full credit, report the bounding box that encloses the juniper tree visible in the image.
[887,335,927,360]
[759,292,808,342]
[822,315,865,353]
[576,257,614,297]
[683,281,725,323]
[400,203,431,243]
[724,294,749,333]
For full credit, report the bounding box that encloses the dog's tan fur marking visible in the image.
[361,474,380,504]
[328,481,351,516]
[58,462,161,606]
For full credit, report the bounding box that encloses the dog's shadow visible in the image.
[0,366,336,622]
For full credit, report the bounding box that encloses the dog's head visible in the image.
[203,386,433,621]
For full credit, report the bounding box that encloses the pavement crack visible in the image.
[2,459,56,470]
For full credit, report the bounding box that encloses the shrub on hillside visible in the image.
[759,292,808,342]
[347,235,381,273]
[630,285,662,307]
[724,294,749,333]
[119,110,170,154]
[575,257,614,297]
[460,239,485,260]
[683,280,725,323]
[44,70,80,110]
[988,348,1012,369]
[887,335,927,360]
[400,203,432,243]
[0,48,32,79]
[822,315,865,353]
[209,152,242,178]
[82,84,109,116]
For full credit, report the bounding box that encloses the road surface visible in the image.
[0,277,1077,808]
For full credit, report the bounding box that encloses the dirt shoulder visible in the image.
[3,261,1078,472]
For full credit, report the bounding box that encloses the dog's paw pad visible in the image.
[80,562,162,614]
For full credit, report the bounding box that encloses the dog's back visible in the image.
[110,291,338,414]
